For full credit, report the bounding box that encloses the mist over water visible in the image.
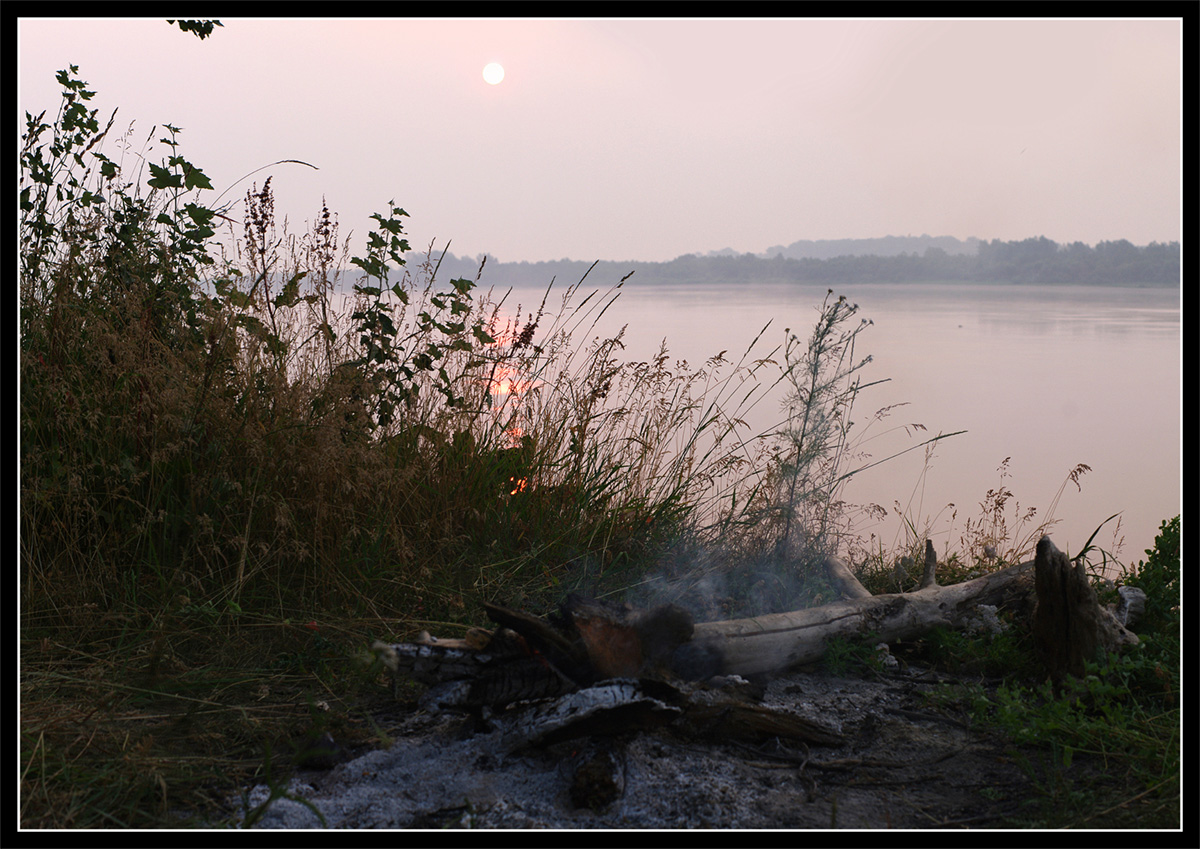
[492,279,1180,564]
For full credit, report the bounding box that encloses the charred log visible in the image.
[567,738,627,811]
[482,601,593,685]
[675,696,844,747]
[493,679,682,752]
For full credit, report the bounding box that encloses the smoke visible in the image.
[622,530,839,625]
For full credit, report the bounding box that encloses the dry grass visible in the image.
[19,612,408,828]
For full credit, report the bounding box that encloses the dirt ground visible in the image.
[224,662,1091,830]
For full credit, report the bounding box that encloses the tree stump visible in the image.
[1031,536,1138,685]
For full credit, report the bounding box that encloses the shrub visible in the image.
[1121,515,1180,642]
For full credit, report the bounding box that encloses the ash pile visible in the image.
[232,595,1029,829]
[372,596,844,757]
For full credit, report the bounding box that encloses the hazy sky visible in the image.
[19,16,1181,263]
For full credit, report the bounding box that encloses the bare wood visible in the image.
[690,590,959,678]
[691,557,1037,677]
[691,536,1137,679]
[1031,536,1138,684]
[920,539,938,589]
[824,554,873,600]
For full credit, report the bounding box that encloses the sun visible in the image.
[482,62,505,85]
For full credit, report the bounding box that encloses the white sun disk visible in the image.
[483,62,505,85]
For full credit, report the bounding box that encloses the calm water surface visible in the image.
[496,280,1180,562]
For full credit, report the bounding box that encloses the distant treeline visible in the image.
[408,236,1180,290]
[750,233,981,261]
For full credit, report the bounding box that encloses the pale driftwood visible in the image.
[823,552,874,600]
[372,536,1139,711]
[689,536,1137,679]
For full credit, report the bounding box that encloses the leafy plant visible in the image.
[345,207,495,427]
[1120,515,1180,640]
[168,19,224,40]
[900,621,1035,678]
[820,633,886,676]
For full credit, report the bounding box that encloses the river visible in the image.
[490,278,1180,566]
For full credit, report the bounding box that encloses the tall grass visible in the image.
[16,65,967,638]
[20,66,799,639]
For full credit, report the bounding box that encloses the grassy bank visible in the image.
[20,64,1179,829]
[17,64,802,826]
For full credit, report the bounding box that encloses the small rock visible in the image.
[1116,586,1147,627]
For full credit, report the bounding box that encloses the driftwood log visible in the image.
[372,535,1138,751]
[690,537,1138,679]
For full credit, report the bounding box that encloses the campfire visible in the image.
[370,538,1142,814]
[372,595,845,758]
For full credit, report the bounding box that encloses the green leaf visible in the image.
[148,163,183,189]
[273,273,306,308]
[183,202,215,225]
[184,224,215,242]
[228,289,253,309]
[169,19,224,40]
[182,162,213,190]
[238,314,272,342]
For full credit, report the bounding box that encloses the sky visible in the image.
[18,16,1182,264]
